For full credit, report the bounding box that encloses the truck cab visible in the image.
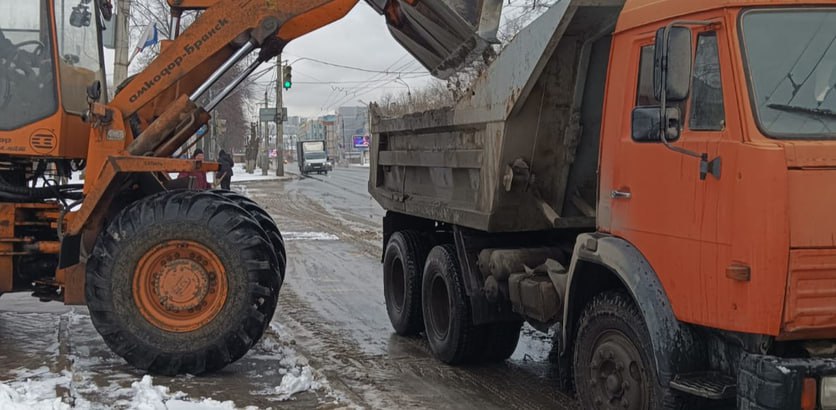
[297,140,330,175]
[599,1,836,408]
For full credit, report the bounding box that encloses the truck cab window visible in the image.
[0,0,57,130]
[690,32,725,131]
[636,45,657,105]
[54,0,105,114]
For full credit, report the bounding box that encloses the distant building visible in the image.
[284,116,301,139]
[321,115,338,158]
[298,118,326,141]
[337,106,370,155]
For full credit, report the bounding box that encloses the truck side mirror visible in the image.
[654,26,692,103]
[631,106,682,143]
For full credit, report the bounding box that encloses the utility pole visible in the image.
[275,55,284,177]
[113,0,131,86]
[206,89,213,157]
[262,90,269,176]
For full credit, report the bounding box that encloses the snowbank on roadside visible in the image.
[0,372,258,410]
[129,376,255,410]
[1,316,336,408]
[0,369,71,410]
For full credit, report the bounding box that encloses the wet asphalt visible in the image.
[0,165,578,409]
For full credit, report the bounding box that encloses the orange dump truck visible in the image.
[369,0,836,408]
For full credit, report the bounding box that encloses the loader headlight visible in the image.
[822,377,836,409]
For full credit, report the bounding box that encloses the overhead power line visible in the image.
[283,54,426,75]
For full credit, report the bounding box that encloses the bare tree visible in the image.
[377,0,556,115]
[125,0,251,151]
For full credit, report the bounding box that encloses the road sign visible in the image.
[259,108,277,122]
[259,107,288,122]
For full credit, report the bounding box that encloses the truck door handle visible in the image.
[610,189,632,200]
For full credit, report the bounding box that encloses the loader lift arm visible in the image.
[109,0,502,155]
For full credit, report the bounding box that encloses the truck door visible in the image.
[606,34,704,313]
[605,25,743,328]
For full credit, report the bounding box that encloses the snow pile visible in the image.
[258,322,329,402]
[274,366,320,401]
[0,368,71,410]
[129,376,249,410]
[283,231,340,241]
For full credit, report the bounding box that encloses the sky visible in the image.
[104,1,545,119]
[106,2,438,119]
[268,4,436,118]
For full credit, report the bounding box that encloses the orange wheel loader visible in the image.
[0,0,499,375]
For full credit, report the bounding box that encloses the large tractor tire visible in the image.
[573,291,673,410]
[210,190,286,280]
[85,190,281,375]
[421,244,482,364]
[383,231,430,336]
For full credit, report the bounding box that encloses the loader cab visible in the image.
[0,0,106,157]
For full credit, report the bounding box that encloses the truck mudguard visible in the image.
[562,232,704,386]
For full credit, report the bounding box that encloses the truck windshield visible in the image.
[305,152,326,160]
[741,9,836,139]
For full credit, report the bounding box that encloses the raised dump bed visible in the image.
[369,0,624,233]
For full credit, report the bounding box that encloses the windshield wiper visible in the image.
[768,103,836,119]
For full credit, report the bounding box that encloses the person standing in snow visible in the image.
[216,150,234,190]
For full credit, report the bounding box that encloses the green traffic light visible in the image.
[283,81,292,89]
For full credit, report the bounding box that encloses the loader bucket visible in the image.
[365,0,503,79]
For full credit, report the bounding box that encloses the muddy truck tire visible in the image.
[476,321,523,362]
[573,291,687,410]
[211,190,287,281]
[422,244,484,364]
[85,190,281,375]
[383,231,431,336]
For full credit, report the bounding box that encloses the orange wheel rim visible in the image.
[133,241,228,333]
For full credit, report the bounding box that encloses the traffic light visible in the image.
[282,65,292,90]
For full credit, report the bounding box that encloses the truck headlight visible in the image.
[822,377,836,409]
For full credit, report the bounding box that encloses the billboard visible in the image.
[353,135,370,149]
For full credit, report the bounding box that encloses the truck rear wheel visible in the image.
[383,231,430,336]
[573,291,661,410]
[477,321,522,362]
[85,191,280,375]
[422,244,480,364]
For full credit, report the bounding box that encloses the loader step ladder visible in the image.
[670,372,736,400]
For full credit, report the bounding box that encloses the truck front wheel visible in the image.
[422,244,481,364]
[383,231,429,335]
[85,191,280,375]
[573,291,662,410]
